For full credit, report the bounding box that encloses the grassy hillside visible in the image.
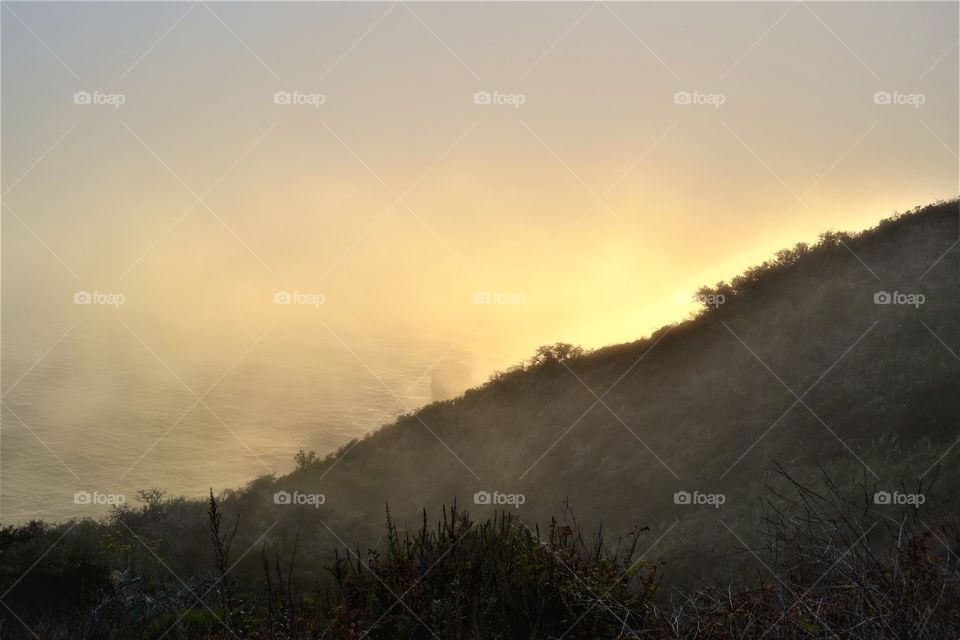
[2,199,958,638]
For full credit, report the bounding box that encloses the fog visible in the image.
[2,1,956,521]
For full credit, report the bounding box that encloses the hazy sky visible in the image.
[4,2,957,357]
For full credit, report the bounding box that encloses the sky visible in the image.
[4,2,958,354]
[1,2,958,518]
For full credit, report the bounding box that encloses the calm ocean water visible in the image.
[1,320,504,523]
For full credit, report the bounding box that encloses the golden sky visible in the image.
[4,1,958,379]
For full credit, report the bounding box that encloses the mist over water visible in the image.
[1,316,508,522]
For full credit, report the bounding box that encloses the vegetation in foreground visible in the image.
[1,467,958,639]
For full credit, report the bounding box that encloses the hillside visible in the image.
[2,199,958,638]
[277,199,958,532]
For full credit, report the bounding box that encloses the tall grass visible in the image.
[1,468,956,639]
